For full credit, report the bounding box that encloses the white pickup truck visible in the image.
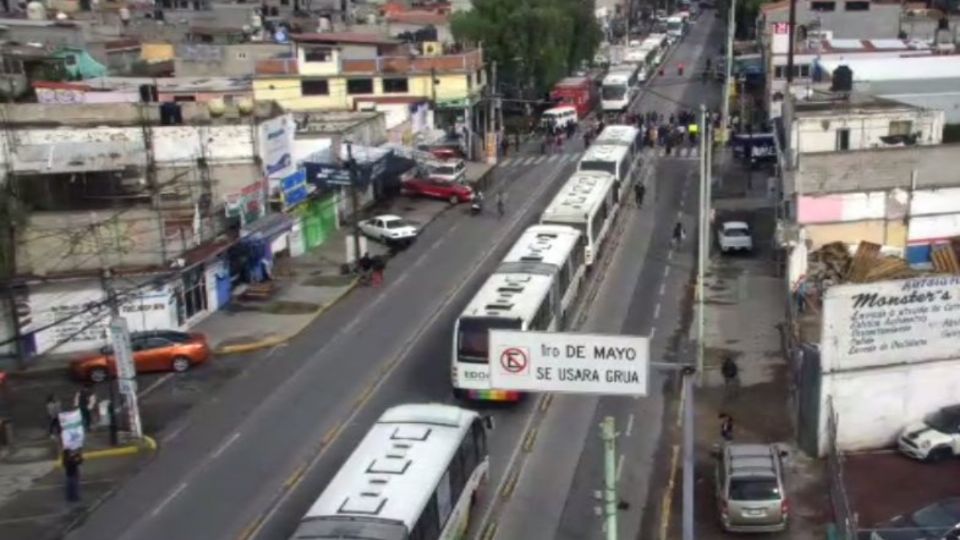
[717,221,753,253]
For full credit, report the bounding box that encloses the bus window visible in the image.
[412,496,440,540]
[456,317,521,363]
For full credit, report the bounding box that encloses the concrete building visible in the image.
[31,76,254,104]
[253,32,486,155]
[757,0,903,42]
[0,101,307,357]
[762,35,933,117]
[174,42,290,77]
[783,144,960,265]
[781,92,944,166]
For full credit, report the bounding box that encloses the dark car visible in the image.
[870,498,960,540]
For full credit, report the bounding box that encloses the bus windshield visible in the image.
[457,317,522,363]
[602,85,627,100]
[667,20,682,31]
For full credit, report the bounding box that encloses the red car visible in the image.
[401,176,474,204]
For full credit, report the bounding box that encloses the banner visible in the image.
[59,409,85,450]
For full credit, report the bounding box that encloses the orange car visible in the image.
[70,330,211,383]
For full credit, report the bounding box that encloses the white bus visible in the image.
[595,125,643,160]
[628,44,658,80]
[601,66,639,113]
[452,226,586,401]
[578,143,639,202]
[666,15,686,41]
[541,171,618,268]
[643,33,670,66]
[290,403,489,540]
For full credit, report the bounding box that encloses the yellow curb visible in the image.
[54,435,157,467]
[215,278,359,355]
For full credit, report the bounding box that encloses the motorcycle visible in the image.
[471,193,484,215]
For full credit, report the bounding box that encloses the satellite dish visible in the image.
[274,29,288,43]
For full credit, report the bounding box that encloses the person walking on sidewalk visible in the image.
[46,394,61,436]
[75,386,93,431]
[672,220,686,246]
[634,183,646,208]
[371,256,385,288]
[722,356,740,398]
[719,413,734,442]
[62,448,83,502]
[496,191,505,219]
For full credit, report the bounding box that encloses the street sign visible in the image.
[109,317,135,382]
[489,330,649,396]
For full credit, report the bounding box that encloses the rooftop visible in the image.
[2,101,282,128]
[817,55,960,81]
[791,92,919,114]
[385,10,450,25]
[789,37,932,55]
[292,32,401,46]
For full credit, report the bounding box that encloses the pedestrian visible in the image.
[583,130,593,148]
[496,191,505,219]
[46,394,61,437]
[358,252,373,285]
[500,136,509,158]
[634,183,646,208]
[722,356,740,398]
[76,386,92,431]
[672,220,685,245]
[371,255,385,287]
[719,413,734,441]
[555,134,563,151]
[62,448,83,502]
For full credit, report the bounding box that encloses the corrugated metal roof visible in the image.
[819,55,960,81]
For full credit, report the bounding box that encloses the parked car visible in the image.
[70,330,211,383]
[401,176,474,204]
[359,215,418,246]
[717,221,753,253]
[423,158,466,184]
[870,498,960,540]
[714,443,789,533]
[898,405,960,462]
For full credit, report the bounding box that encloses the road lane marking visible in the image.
[659,373,689,540]
[625,413,635,437]
[653,302,661,320]
[668,250,675,261]
[659,282,667,296]
[616,454,625,481]
[242,152,575,540]
[162,422,189,444]
[501,158,514,167]
[151,481,189,518]
[211,431,241,460]
[663,266,671,279]
[650,327,657,339]
[139,373,173,398]
[534,156,547,164]
[391,272,409,287]
[341,316,360,334]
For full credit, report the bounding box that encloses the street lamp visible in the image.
[344,138,361,269]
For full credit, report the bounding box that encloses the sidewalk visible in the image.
[689,148,828,539]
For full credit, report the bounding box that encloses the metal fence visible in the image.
[826,397,859,539]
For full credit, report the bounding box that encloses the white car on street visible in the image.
[898,405,960,462]
[717,221,753,253]
[359,215,418,246]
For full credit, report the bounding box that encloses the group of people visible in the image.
[357,252,386,287]
[541,120,579,154]
[45,387,100,503]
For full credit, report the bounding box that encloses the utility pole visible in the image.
[786,0,798,84]
[346,140,361,266]
[697,104,708,380]
[720,0,736,144]
[101,270,141,441]
[681,373,695,540]
[600,416,618,540]
[486,61,498,164]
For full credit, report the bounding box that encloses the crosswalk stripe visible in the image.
[521,156,536,166]
[501,157,515,167]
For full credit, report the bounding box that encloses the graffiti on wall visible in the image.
[36,87,85,104]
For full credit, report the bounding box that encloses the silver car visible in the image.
[714,443,789,532]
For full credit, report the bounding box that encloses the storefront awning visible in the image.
[240,212,294,241]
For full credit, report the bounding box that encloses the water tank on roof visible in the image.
[208,97,226,117]
[317,16,331,32]
[236,97,254,115]
[831,65,852,92]
[26,1,46,20]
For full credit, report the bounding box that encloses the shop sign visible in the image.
[59,409,84,450]
[281,170,309,210]
[225,180,266,225]
[259,115,296,180]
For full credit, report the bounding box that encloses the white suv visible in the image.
[898,405,960,462]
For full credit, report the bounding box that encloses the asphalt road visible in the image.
[66,128,589,538]
[67,15,723,540]
[484,12,726,540]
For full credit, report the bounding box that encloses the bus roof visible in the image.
[501,224,581,269]
[596,125,640,146]
[459,270,554,321]
[299,403,477,531]
[541,171,616,224]
[580,143,630,163]
[603,69,634,84]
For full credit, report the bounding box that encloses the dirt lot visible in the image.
[846,451,960,528]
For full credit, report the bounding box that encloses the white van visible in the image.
[541,106,578,131]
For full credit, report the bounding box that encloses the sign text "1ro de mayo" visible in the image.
[489,330,649,396]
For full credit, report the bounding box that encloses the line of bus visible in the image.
[289,403,490,540]
[600,65,640,113]
[450,124,642,402]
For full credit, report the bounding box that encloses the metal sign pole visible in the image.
[601,416,619,540]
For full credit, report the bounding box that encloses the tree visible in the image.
[451,0,601,100]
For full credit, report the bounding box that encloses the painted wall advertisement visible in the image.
[821,276,960,372]
[258,114,296,187]
[59,409,84,450]
[25,282,177,355]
